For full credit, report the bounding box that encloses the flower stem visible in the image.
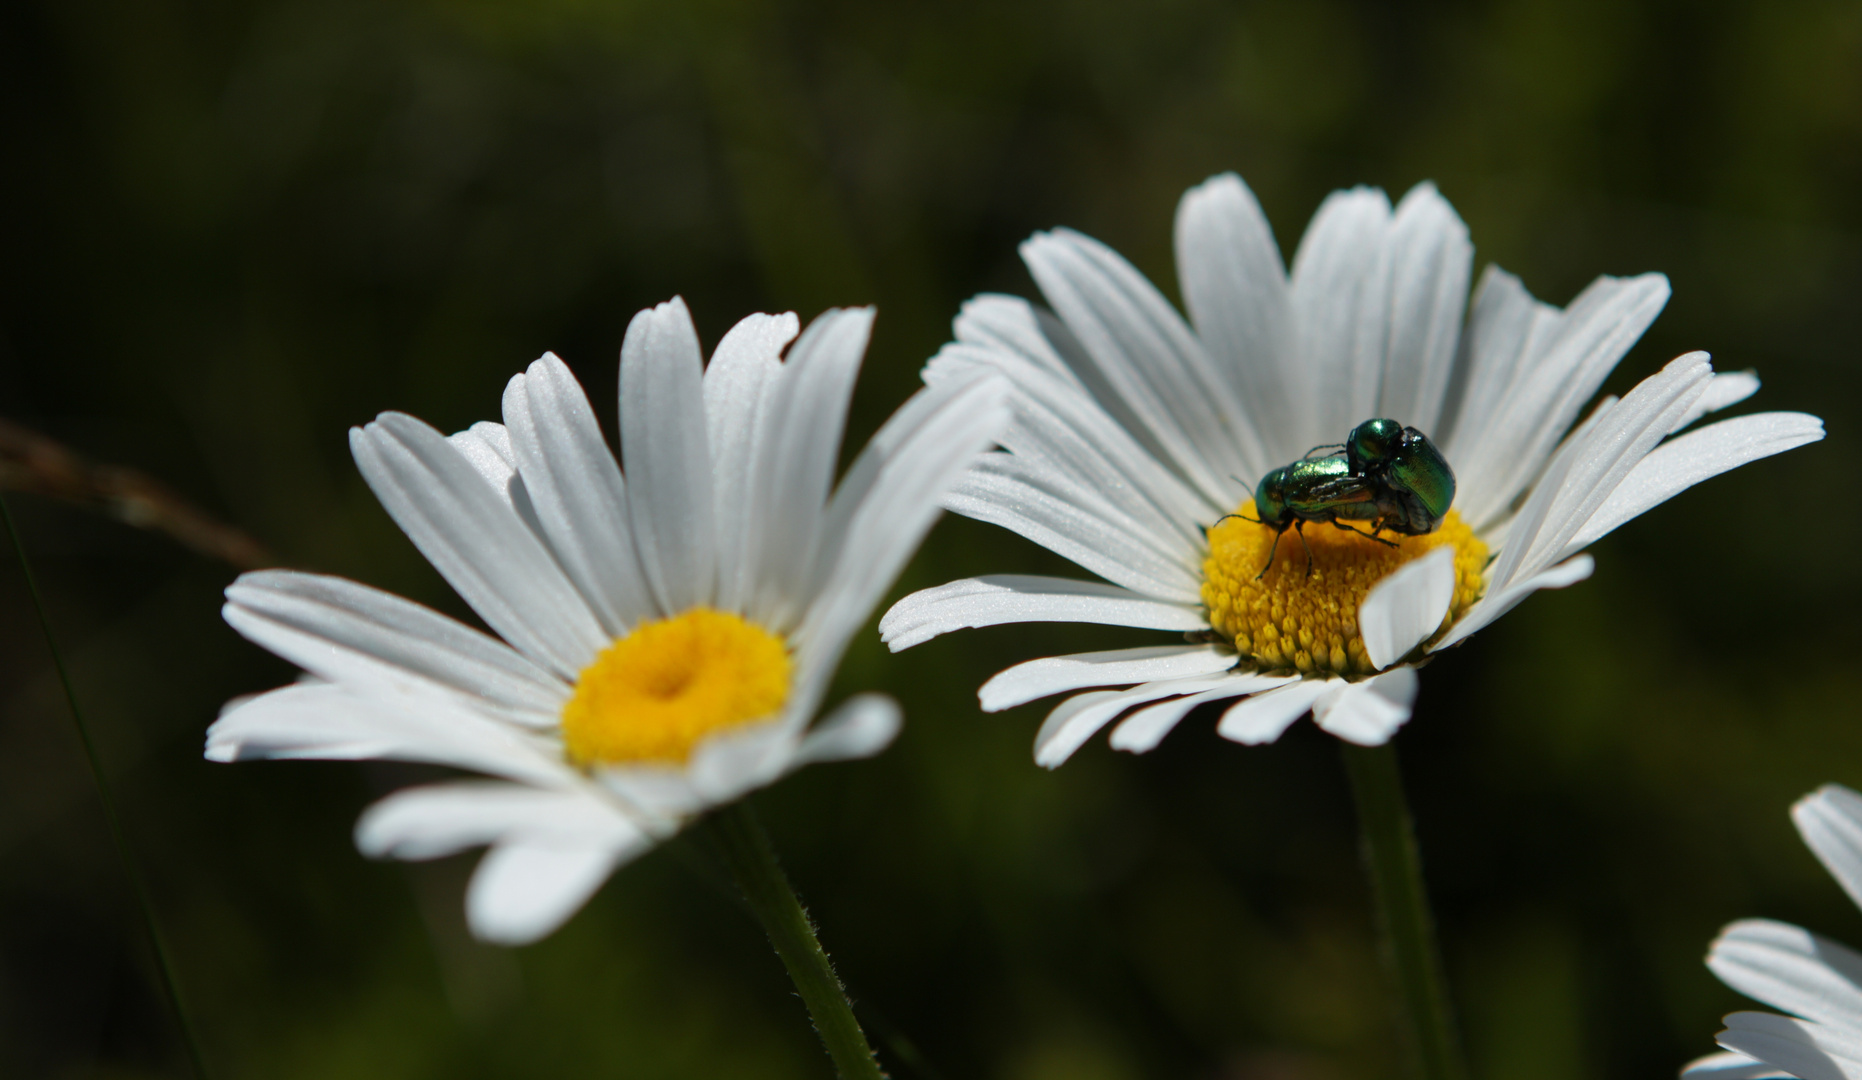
[1341,741,1466,1080]
[707,801,886,1079]
[0,493,209,1079]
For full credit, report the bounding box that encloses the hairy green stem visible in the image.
[1342,741,1467,1080]
[706,802,885,1079]
[0,493,208,1078]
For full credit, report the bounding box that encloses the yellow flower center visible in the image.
[1201,503,1487,676]
[561,608,792,765]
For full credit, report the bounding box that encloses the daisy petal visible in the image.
[1793,785,1862,913]
[1359,547,1457,670]
[503,353,656,633]
[979,644,1238,712]
[1033,678,1238,768]
[706,312,799,613]
[1217,679,1333,745]
[1312,667,1419,746]
[1021,229,1248,504]
[1708,918,1862,1029]
[793,694,903,766]
[621,298,717,613]
[1433,554,1594,651]
[1174,172,1292,468]
[927,331,1216,544]
[879,575,1207,651]
[1377,183,1473,436]
[1493,352,1711,591]
[448,422,553,541]
[594,768,710,823]
[1109,672,1299,753]
[355,780,645,861]
[467,839,632,946]
[688,721,796,804]
[945,455,1203,601]
[223,570,567,724]
[1437,265,1556,458]
[797,370,1010,715]
[951,292,1088,388]
[206,682,570,788]
[1288,186,1393,446]
[1476,387,1610,589]
[1449,271,1671,531]
[1682,1050,1797,1079]
[1718,1011,1862,1080]
[1674,371,1763,434]
[448,421,518,492]
[1565,412,1824,554]
[350,413,606,677]
[749,307,874,627]
[809,372,1004,599]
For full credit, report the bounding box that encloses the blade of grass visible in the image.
[1,492,209,1078]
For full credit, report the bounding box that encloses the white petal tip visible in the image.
[1360,547,1457,670]
[1215,681,1330,746]
[1224,732,1278,747]
[793,695,904,766]
[1681,1050,1793,1080]
[1313,669,1419,746]
[465,842,627,947]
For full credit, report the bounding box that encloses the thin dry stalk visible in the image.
[0,419,269,569]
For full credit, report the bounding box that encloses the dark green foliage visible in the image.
[1,1,1858,1078]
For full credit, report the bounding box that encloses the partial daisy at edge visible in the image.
[878,171,1824,767]
[207,298,1010,944]
[1681,784,1862,1080]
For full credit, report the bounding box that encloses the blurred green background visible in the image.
[3,0,1860,1077]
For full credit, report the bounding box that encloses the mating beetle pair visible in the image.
[1231,418,1457,578]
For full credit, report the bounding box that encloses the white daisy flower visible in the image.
[1683,785,1862,1080]
[208,299,1009,944]
[880,173,1822,766]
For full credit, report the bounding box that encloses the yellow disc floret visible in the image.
[561,608,792,765]
[1202,504,1487,677]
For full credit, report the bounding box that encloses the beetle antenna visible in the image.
[1213,512,1265,528]
[1301,442,1346,460]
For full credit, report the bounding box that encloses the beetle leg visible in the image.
[1296,520,1316,576]
[1254,526,1286,580]
[1328,520,1400,547]
[1301,442,1346,460]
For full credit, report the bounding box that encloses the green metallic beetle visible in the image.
[1339,417,1457,536]
[1244,452,1384,577]
[1230,418,1457,578]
